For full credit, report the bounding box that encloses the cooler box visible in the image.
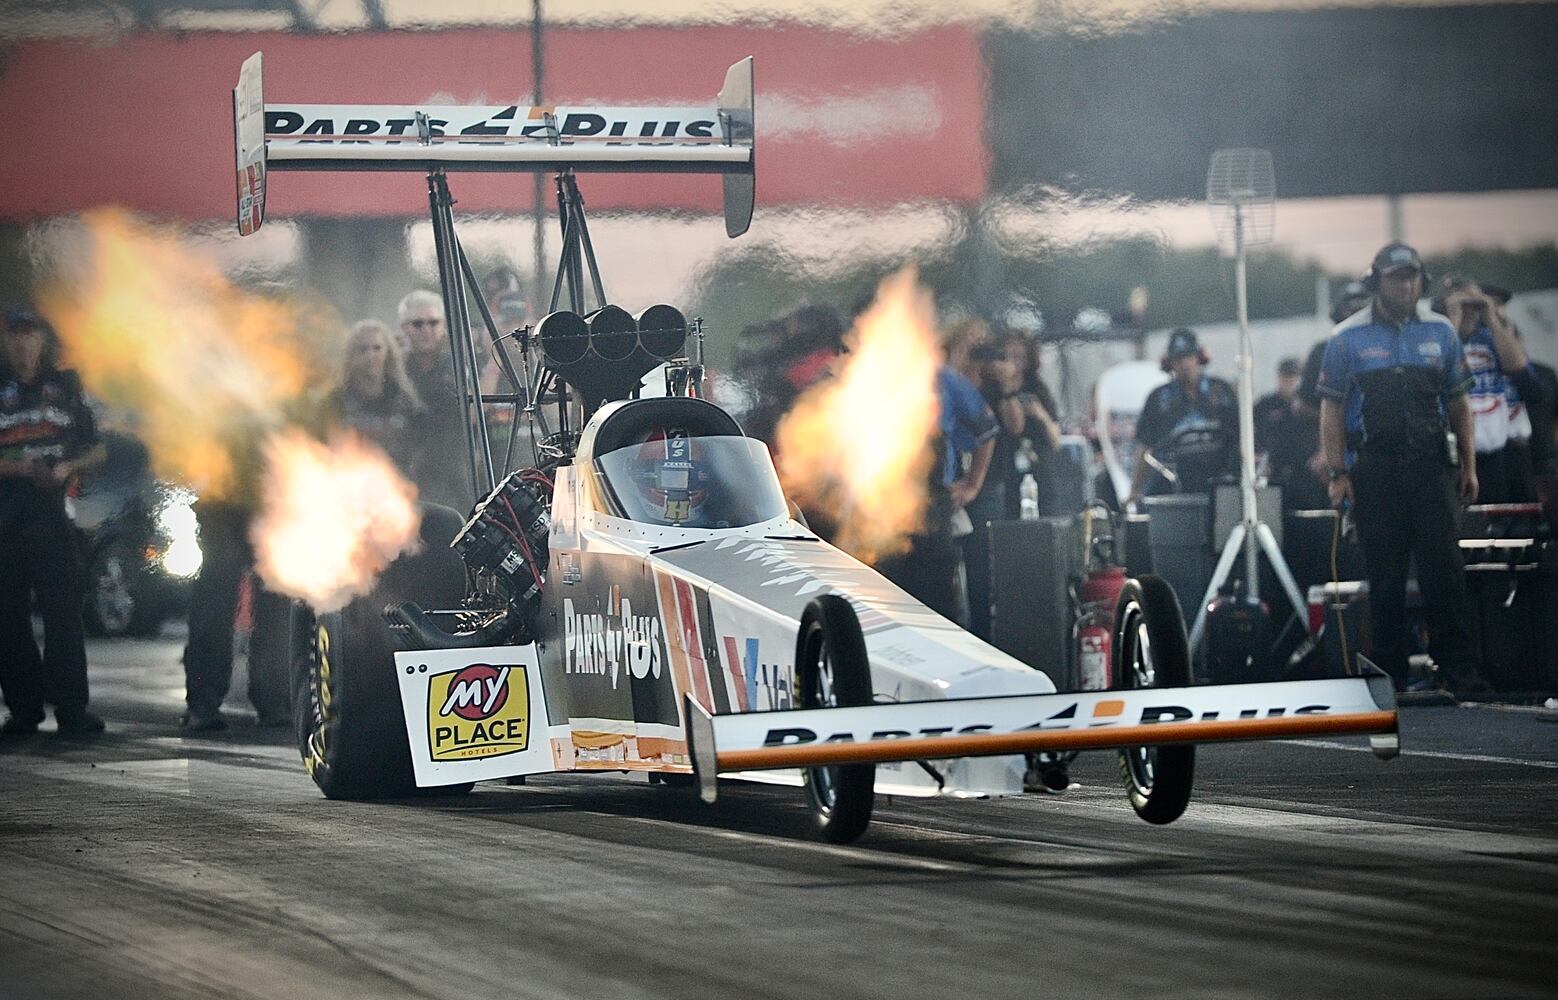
[1307,581,1369,676]
[1143,493,1212,624]
[1460,534,1558,695]
[989,516,1082,689]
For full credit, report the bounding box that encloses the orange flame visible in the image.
[41,208,329,499]
[252,429,422,613]
[775,267,941,562]
[39,208,422,609]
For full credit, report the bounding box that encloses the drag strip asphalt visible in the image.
[0,636,1553,1000]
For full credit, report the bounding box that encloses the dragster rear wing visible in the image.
[684,675,1400,804]
[232,51,756,238]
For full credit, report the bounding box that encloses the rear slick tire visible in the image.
[1113,575,1196,825]
[295,503,472,800]
[796,594,875,844]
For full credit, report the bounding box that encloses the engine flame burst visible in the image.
[42,208,324,500]
[40,208,422,609]
[776,266,940,563]
[253,429,422,613]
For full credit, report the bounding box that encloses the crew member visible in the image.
[1317,243,1487,696]
[1254,357,1302,463]
[0,308,107,736]
[877,319,996,625]
[1125,328,1237,507]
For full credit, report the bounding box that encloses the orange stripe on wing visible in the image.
[717,711,1399,771]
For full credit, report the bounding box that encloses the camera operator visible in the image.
[1481,283,1558,477]
[1317,243,1487,696]
[0,308,107,737]
[1435,275,1546,503]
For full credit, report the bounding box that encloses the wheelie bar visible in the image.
[683,673,1398,804]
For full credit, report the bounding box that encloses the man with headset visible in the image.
[1317,242,1488,696]
[1125,327,1238,508]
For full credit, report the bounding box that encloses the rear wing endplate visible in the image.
[232,52,755,238]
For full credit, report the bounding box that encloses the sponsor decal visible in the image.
[1359,346,1391,362]
[426,663,530,761]
[563,595,664,687]
[264,108,720,145]
[1417,340,1442,359]
[758,700,1335,747]
[558,551,581,586]
[723,635,792,711]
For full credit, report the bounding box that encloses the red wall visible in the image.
[0,26,987,222]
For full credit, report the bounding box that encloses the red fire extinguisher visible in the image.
[1073,505,1127,691]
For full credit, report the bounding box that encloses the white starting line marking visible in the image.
[1277,739,1558,770]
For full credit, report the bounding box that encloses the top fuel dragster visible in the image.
[234,52,1398,843]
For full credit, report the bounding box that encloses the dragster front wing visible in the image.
[394,643,1398,795]
[683,675,1399,804]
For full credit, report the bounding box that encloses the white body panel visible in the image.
[394,645,552,787]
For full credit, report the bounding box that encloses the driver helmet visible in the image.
[632,427,713,525]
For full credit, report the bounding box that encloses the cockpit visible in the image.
[582,398,790,530]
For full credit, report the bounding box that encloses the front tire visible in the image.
[796,594,875,843]
[1114,575,1196,825]
[295,503,471,800]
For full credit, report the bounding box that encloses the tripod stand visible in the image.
[1190,160,1306,653]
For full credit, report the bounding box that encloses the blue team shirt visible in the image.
[1316,304,1472,443]
[936,366,997,486]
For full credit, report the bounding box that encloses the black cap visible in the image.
[1481,282,1513,306]
[1371,242,1425,277]
[1165,327,1201,359]
[1330,280,1370,323]
[1277,356,1301,377]
[4,307,51,334]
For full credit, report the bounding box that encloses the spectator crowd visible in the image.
[2,240,1554,739]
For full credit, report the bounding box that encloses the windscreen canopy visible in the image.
[593,435,788,529]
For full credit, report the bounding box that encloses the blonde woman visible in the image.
[323,319,424,474]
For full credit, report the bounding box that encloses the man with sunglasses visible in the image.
[398,289,473,511]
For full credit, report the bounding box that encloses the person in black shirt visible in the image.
[1253,356,1301,461]
[0,308,107,737]
[321,319,424,475]
[1010,333,1065,515]
[963,338,1023,640]
[1125,328,1238,507]
[398,289,473,511]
